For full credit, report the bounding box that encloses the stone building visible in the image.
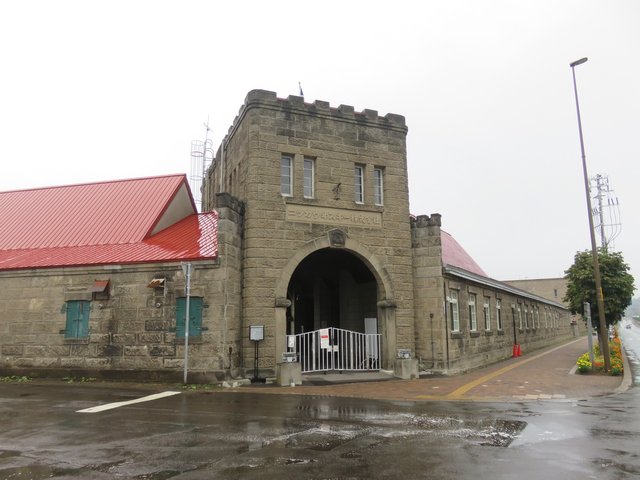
[504,278,569,305]
[0,90,574,381]
[201,90,574,376]
[0,175,243,382]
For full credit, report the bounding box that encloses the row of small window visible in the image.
[447,291,562,333]
[281,154,384,205]
[63,298,204,339]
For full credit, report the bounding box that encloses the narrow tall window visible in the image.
[496,299,503,330]
[65,300,90,338]
[281,155,293,196]
[303,158,315,198]
[517,304,523,330]
[524,306,529,329]
[469,293,477,331]
[483,296,491,330]
[354,164,364,203]
[373,167,384,205]
[535,306,540,329]
[449,290,460,332]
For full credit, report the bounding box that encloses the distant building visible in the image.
[0,91,574,381]
[503,278,568,305]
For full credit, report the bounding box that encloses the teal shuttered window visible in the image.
[176,297,203,337]
[65,300,90,338]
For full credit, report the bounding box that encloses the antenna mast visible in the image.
[190,118,214,212]
[590,174,622,249]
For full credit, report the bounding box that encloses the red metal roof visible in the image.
[0,174,195,249]
[441,230,488,277]
[0,175,217,271]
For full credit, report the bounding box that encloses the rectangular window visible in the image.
[281,155,293,196]
[545,308,549,328]
[535,307,540,329]
[496,299,503,330]
[303,158,315,198]
[354,164,364,203]
[176,297,203,337]
[483,296,491,330]
[65,300,90,338]
[517,304,523,330]
[524,306,529,329]
[373,167,384,206]
[468,293,477,331]
[449,290,460,332]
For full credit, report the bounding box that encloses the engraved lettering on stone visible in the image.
[286,205,382,228]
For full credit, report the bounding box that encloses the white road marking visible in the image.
[77,391,181,413]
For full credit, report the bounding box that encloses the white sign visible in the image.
[319,328,330,349]
[250,325,264,341]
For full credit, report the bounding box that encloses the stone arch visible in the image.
[273,231,398,369]
[274,232,394,304]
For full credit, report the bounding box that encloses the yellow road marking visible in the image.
[433,338,583,400]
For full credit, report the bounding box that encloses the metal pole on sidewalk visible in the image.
[569,57,610,371]
[584,302,594,366]
[182,262,192,384]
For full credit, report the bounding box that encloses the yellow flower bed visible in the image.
[576,332,624,376]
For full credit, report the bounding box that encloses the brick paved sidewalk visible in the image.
[235,337,627,402]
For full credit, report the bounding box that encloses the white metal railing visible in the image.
[287,327,381,373]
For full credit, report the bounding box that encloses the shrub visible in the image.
[576,353,592,373]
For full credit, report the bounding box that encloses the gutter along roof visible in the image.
[443,265,566,308]
[0,175,218,271]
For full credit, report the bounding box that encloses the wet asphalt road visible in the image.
[1,321,639,480]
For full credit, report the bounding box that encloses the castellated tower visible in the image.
[202,89,415,373]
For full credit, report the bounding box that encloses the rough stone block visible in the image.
[394,358,419,380]
[276,362,302,386]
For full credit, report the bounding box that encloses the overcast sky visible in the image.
[1,1,638,288]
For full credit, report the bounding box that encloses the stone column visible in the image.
[274,297,291,365]
[378,300,397,370]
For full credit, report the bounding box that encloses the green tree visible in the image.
[564,249,635,329]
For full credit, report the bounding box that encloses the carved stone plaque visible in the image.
[286,204,382,228]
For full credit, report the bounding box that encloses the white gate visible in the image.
[287,327,381,373]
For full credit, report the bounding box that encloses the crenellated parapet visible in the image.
[222,89,407,143]
[411,213,442,229]
[411,213,442,249]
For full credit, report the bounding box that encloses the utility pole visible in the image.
[570,57,610,372]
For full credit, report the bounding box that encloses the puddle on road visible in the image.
[260,414,526,453]
[0,465,79,479]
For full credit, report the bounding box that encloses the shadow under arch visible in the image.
[273,232,398,370]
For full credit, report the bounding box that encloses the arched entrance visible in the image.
[285,248,381,372]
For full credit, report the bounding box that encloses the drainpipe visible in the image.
[443,281,450,370]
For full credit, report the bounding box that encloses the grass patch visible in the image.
[0,375,32,383]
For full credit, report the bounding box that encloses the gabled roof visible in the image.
[441,230,487,277]
[0,175,217,271]
[440,231,565,308]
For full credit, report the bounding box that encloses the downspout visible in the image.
[443,280,450,371]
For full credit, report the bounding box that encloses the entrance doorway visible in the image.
[285,248,381,372]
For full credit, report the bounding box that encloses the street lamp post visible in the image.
[569,57,611,372]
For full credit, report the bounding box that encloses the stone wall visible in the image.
[411,214,575,375]
[411,214,447,370]
[0,259,236,381]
